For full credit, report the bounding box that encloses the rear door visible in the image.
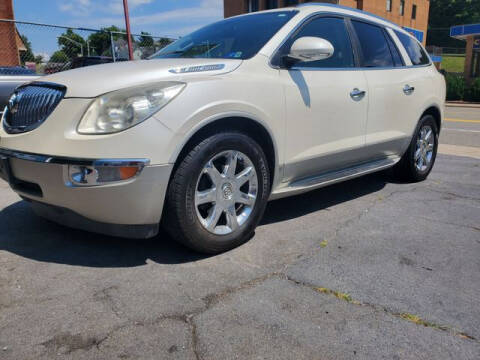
[349,19,416,159]
[276,16,369,182]
[351,19,411,159]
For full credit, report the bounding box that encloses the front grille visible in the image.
[3,82,66,134]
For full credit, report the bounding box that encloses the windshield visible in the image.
[150,11,298,60]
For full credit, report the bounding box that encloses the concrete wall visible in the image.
[0,0,19,66]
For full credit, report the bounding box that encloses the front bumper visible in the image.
[0,148,173,238]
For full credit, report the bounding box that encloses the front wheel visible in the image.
[393,114,439,182]
[163,132,270,254]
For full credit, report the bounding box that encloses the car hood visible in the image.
[40,58,242,98]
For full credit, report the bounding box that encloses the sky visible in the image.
[13,0,224,58]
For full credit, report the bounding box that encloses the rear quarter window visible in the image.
[394,30,430,65]
[351,20,394,68]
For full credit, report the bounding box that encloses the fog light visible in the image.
[67,162,145,187]
[69,165,98,185]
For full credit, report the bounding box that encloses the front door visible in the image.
[276,16,369,182]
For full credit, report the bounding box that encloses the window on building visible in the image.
[394,30,430,65]
[267,0,278,9]
[352,20,394,67]
[412,4,417,19]
[399,0,405,15]
[386,0,392,12]
[277,17,355,68]
[248,0,259,12]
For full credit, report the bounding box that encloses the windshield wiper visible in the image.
[157,50,186,56]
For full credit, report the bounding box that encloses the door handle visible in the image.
[403,84,415,95]
[350,88,366,101]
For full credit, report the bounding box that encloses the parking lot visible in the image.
[0,106,479,359]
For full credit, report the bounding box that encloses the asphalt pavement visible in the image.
[0,106,479,359]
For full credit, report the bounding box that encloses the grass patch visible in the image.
[398,313,448,331]
[441,55,465,73]
[315,287,360,304]
[311,284,476,340]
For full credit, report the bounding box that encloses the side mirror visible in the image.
[285,37,334,66]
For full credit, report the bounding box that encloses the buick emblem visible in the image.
[8,92,21,114]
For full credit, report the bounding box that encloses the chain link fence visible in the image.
[0,19,177,75]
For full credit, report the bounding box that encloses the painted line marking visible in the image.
[445,118,480,124]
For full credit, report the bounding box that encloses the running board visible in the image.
[270,156,400,200]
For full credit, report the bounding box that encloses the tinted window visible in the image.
[151,11,297,60]
[280,17,354,68]
[385,32,404,67]
[394,30,430,65]
[352,20,393,67]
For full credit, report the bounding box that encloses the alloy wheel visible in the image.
[194,150,258,235]
[414,125,435,172]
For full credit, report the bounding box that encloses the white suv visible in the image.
[0,4,445,253]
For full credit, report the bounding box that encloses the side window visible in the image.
[385,31,404,67]
[394,30,430,65]
[280,17,354,68]
[351,20,394,67]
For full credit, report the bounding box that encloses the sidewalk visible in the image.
[446,101,480,109]
[438,143,480,159]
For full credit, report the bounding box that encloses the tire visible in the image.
[163,132,271,254]
[393,114,439,182]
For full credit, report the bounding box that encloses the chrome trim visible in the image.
[403,84,415,95]
[285,63,433,71]
[350,88,366,101]
[271,156,400,200]
[0,148,150,167]
[169,64,226,74]
[3,82,67,134]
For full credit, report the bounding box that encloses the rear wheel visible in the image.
[393,115,439,182]
[163,132,270,254]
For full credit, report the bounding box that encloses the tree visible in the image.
[20,34,35,64]
[34,55,44,64]
[58,28,86,59]
[139,31,154,47]
[156,37,174,50]
[87,26,123,57]
[49,50,69,63]
[427,0,480,48]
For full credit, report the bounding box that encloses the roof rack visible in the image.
[296,2,398,27]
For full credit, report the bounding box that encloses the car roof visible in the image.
[233,3,412,39]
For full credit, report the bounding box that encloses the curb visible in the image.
[446,102,480,109]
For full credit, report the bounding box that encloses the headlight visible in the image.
[77,82,185,134]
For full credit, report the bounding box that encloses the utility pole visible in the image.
[123,0,134,60]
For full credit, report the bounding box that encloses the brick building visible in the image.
[0,0,21,66]
[224,0,429,44]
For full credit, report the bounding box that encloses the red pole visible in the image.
[123,0,134,60]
